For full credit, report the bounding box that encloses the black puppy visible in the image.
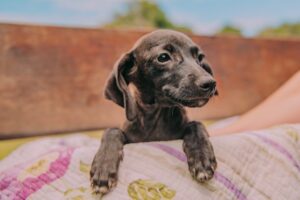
[90,30,218,195]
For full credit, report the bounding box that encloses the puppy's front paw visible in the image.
[186,143,217,182]
[90,150,123,195]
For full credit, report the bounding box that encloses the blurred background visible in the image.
[0,0,299,138]
[0,0,300,39]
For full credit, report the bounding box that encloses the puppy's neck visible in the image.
[128,82,185,120]
[129,83,156,106]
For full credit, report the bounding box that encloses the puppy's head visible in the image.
[105,30,218,121]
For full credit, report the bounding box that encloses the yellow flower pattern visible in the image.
[128,179,176,200]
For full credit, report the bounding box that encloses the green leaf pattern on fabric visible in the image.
[128,179,176,200]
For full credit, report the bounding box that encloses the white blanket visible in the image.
[0,124,300,200]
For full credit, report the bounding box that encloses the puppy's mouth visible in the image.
[165,93,210,107]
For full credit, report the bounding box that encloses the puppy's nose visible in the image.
[199,80,216,92]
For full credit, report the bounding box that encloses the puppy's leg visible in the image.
[90,128,125,195]
[183,121,217,182]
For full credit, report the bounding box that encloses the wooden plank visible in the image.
[0,23,299,137]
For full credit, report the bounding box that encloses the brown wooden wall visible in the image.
[0,23,299,137]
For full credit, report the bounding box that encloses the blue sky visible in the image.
[0,0,299,36]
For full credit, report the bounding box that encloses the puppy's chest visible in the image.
[124,107,187,142]
[147,119,186,141]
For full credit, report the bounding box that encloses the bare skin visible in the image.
[210,70,300,136]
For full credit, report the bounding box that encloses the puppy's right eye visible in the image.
[198,53,205,63]
[157,53,171,63]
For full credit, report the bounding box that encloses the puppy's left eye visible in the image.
[157,53,171,63]
[197,54,205,63]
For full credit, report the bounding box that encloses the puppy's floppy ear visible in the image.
[104,52,137,121]
[201,62,219,96]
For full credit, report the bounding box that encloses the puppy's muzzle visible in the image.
[198,80,216,97]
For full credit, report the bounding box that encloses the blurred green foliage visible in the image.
[105,0,191,32]
[258,22,300,38]
[216,25,242,36]
[105,0,300,39]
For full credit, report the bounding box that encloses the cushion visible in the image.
[0,124,300,199]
